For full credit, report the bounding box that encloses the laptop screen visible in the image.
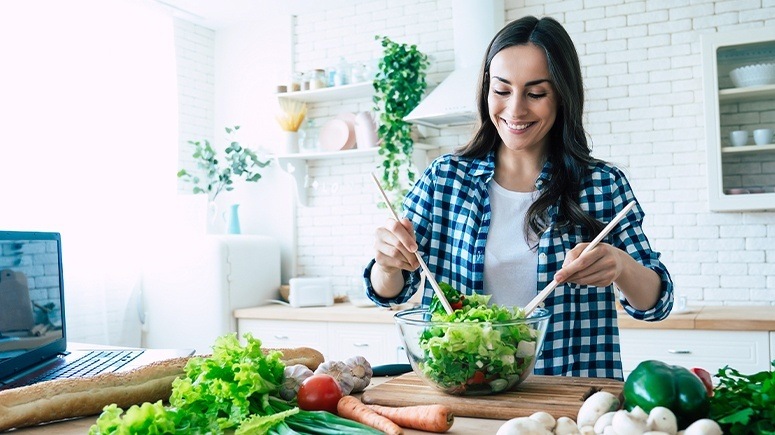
[0,231,67,380]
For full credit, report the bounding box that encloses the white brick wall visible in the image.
[174,18,215,194]
[177,0,775,306]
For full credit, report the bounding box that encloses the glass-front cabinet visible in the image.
[702,28,775,211]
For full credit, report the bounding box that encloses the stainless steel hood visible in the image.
[404,0,504,128]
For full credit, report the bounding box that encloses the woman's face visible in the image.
[487,43,558,155]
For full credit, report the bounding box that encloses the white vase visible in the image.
[284,131,299,153]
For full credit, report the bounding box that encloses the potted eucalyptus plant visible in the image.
[177,125,271,201]
[372,35,429,211]
[177,125,271,232]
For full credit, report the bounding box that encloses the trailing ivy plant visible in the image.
[177,125,271,201]
[372,35,429,211]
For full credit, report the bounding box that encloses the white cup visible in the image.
[753,128,774,145]
[729,130,749,147]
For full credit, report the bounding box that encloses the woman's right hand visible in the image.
[374,217,420,274]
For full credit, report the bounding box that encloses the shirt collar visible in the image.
[470,151,554,190]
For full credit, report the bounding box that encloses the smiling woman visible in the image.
[0,0,178,345]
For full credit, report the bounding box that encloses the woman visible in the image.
[363,16,673,380]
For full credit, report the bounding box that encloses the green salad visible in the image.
[419,283,542,395]
[89,333,382,435]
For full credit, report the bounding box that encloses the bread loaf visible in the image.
[265,346,324,371]
[0,356,188,432]
[0,346,324,431]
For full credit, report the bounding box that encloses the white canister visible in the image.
[753,128,773,145]
[354,111,379,149]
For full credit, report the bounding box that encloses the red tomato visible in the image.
[297,374,343,414]
[466,370,486,385]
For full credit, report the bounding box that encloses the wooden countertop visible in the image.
[616,305,775,331]
[236,302,775,331]
[11,376,507,434]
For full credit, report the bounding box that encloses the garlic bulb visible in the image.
[344,355,373,392]
[280,364,313,400]
[314,360,356,395]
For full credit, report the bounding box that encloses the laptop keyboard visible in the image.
[5,350,144,388]
[42,350,143,381]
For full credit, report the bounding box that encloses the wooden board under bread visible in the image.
[361,373,623,420]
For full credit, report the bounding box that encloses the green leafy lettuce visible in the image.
[89,333,382,435]
[420,284,540,394]
[169,333,285,429]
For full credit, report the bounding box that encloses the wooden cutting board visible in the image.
[361,373,623,420]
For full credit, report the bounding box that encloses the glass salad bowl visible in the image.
[394,306,550,396]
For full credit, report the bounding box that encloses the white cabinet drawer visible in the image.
[327,322,403,366]
[238,319,329,357]
[620,329,771,378]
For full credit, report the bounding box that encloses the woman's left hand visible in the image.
[553,242,625,287]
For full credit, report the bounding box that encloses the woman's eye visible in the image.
[492,89,509,96]
[528,93,547,99]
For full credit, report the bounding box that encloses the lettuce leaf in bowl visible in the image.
[419,284,539,394]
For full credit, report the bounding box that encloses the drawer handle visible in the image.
[273,335,289,340]
[667,349,691,354]
[353,343,370,348]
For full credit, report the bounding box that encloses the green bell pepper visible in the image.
[623,360,710,429]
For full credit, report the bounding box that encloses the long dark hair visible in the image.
[457,15,604,242]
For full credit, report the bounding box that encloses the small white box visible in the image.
[288,277,334,308]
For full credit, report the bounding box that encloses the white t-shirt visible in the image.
[483,180,538,308]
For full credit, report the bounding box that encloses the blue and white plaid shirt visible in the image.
[364,152,673,380]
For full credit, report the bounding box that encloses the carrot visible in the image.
[337,395,403,435]
[366,403,454,433]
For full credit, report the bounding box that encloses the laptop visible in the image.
[0,230,194,391]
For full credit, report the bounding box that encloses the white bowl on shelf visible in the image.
[729,63,775,88]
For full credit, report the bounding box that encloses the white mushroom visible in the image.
[643,432,672,435]
[646,407,677,434]
[555,416,581,434]
[529,411,556,431]
[611,409,649,435]
[594,412,616,434]
[682,419,722,435]
[629,406,649,422]
[602,426,618,435]
[579,426,596,435]
[496,417,552,435]
[577,391,620,428]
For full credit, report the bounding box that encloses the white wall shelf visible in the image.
[276,143,438,206]
[701,28,775,212]
[276,81,373,103]
[274,79,440,206]
[718,84,775,103]
[722,144,775,154]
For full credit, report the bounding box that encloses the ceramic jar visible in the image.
[354,111,378,149]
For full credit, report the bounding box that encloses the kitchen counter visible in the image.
[235,302,775,331]
[234,302,401,324]
[616,305,775,331]
[11,375,507,434]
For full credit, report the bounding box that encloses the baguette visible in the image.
[0,346,324,431]
[0,356,188,432]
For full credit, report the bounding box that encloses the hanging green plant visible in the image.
[177,125,271,201]
[372,35,429,211]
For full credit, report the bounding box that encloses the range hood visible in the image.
[404,0,504,128]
